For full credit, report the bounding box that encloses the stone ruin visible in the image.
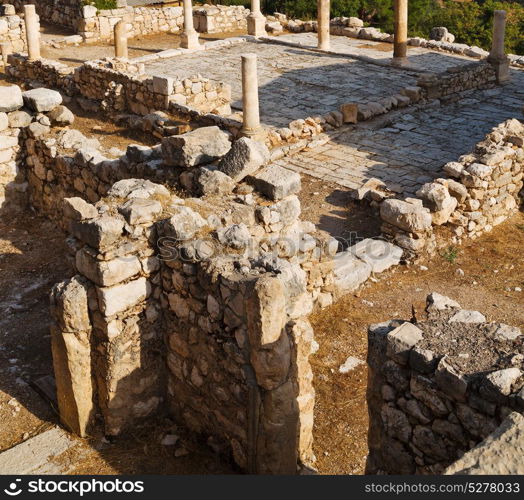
[367,293,523,475]
[0,0,522,476]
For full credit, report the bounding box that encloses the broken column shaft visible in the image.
[240,53,261,138]
[393,0,408,63]
[317,0,330,50]
[181,0,200,50]
[24,4,41,61]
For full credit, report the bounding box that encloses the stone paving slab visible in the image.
[0,427,79,474]
[274,32,478,72]
[144,39,422,128]
[275,69,524,196]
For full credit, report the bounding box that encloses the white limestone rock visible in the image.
[0,85,23,112]
[217,137,270,182]
[22,88,63,112]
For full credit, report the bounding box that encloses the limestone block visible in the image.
[8,110,32,128]
[333,251,372,292]
[449,310,486,323]
[380,199,432,233]
[118,198,162,224]
[348,238,403,273]
[162,126,231,167]
[97,277,150,316]
[250,164,301,201]
[22,88,63,112]
[76,248,142,287]
[426,292,461,312]
[72,216,124,250]
[217,223,251,249]
[194,167,235,196]
[163,206,206,240]
[63,197,98,221]
[445,412,524,475]
[340,103,358,123]
[107,178,170,200]
[0,85,23,112]
[47,105,75,126]
[387,322,423,365]
[217,137,270,182]
[50,277,93,437]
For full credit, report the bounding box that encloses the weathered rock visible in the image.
[50,277,93,437]
[445,412,524,475]
[194,167,235,195]
[22,88,63,112]
[8,109,32,128]
[47,105,75,126]
[97,277,150,316]
[250,165,301,201]
[28,121,50,138]
[0,85,23,112]
[426,292,461,312]
[246,276,287,347]
[349,238,403,273]
[58,129,100,150]
[63,197,98,221]
[118,198,162,225]
[435,356,468,401]
[380,199,432,233]
[387,322,423,365]
[481,368,522,403]
[493,324,521,341]
[217,223,251,249]
[333,251,372,292]
[76,248,142,287]
[381,404,412,443]
[71,216,124,250]
[162,126,231,167]
[107,178,170,199]
[449,310,486,323]
[217,137,270,181]
[164,206,206,240]
[340,103,358,123]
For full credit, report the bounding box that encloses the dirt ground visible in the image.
[41,26,247,66]
[300,173,523,474]
[0,172,522,474]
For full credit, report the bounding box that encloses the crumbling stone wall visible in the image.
[193,4,248,34]
[378,119,524,256]
[7,55,232,116]
[0,0,82,29]
[0,7,29,55]
[367,292,523,474]
[79,3,249,42]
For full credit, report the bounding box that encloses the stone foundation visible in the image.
[367,292,523,474]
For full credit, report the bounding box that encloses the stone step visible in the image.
[0,427,79,474]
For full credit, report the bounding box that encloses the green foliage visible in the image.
[441,246,459,264]
[216,0,524,54]
[82,0,117,10]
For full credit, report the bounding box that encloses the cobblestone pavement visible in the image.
[145,38,425,127]
[274,32,477,72]
[275,68,524,196]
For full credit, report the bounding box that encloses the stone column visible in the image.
[247,0,267,37]
[181,0,199,50]
[114,20,128,59]
[1,43,11,69]
[393,0,408,63]
[24,4,41,61]
[317,0,330,51]
[488,10,510,83]
[240,53,262,138]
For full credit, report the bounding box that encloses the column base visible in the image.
[318,41,330,51]
[488,58,510,84]
[181,30,200,50]
[247,15,267,37]
[240,126,266,142]
[391,56,408,67]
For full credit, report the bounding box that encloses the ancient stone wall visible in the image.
[0,8,29,55]
[378,119,524,256]
[193,4,248,34]
[2,83,340,471]
[7,55,232,116]
[367,292,523,474]
[0,0,82,29]
[79,3,249,42]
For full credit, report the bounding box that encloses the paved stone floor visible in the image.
[275,68,524,196]
[145,38,426,127]
[275,32,477,72]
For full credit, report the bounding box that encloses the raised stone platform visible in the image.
[143,38,423,128]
